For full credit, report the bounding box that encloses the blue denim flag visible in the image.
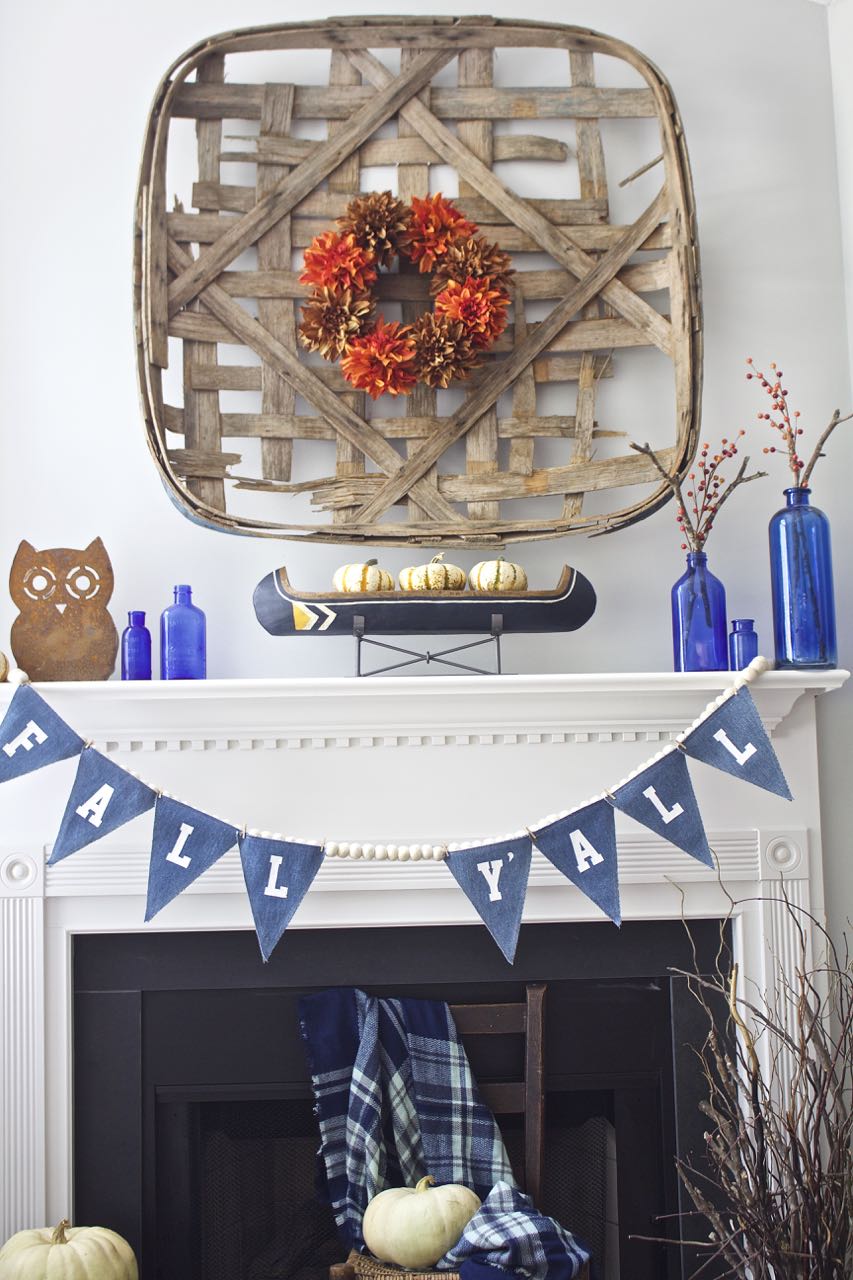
[532,799,621,925]
[0,685,84,783]
[145,797,238,920]
[445,836,533,964]
[681,686,792,800]
[611,748,713,867]
[49,748,156,863]
[238,834,325,962]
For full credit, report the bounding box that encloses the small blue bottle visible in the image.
[161,585,206,679]
[729,619,758,671]
[121,611,152,680]
[671,551,728,672]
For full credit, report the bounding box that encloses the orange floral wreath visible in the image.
[298,191,513,399]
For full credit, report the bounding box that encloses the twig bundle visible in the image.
[670,900,852,1278]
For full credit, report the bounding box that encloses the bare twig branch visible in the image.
[801,409,853,488]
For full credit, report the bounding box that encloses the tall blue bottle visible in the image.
[161,585,206,679]
[769,487,836,669]
[671,551,728,672]
[121,611,152,680]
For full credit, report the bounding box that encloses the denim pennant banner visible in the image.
[532,799,621,925]
[681,686,792,800]
[0,685,84,783]
[445,836,533,964]
[238,834,325,962]
[611,748,713,867]
[146,797,238,920]
[50,748,156,863]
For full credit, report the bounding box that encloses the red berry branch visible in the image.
[630,437,766,553]
[746,358,852,487]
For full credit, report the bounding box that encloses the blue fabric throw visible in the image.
[299,988,590,1278]
[444,1182,591,1280]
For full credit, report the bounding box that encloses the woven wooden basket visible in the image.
[135,16,701,547]
[353,1251,458,1280]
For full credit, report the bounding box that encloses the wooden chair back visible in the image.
[449,982,546,1206]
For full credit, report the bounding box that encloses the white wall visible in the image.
[0,0,850,934]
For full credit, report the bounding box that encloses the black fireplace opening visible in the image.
[73,921,729,1280]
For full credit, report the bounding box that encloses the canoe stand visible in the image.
[352,613,504,677]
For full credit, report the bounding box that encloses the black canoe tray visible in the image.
[253,565,596,636]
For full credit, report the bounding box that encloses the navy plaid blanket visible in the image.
[444,1181,590,1279]
[299,988,589,1279]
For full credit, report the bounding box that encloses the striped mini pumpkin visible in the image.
[332,560,394,592]
[468,557,528,593]
[398,554,466,592]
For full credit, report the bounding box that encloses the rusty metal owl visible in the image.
[9,538,118,681]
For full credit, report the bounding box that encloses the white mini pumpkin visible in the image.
[0,1220,138,1280]
[332,560,394,593]
[468,557,528,592]
[0,650,8,682]
[362,1175,481,1268]
[398,554,466,592]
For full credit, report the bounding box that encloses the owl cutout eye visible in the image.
[65,564,102,601]
[23,566,57,600]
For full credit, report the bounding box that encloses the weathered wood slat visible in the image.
[281,446,678,506]
[222,132,573,170]
[168,209,672,254]
[459,46,499,521]
[165,406,618,443]
[192,184,608,227]
[508,281,537,477]
[167,447,241,479]
[174,83,658,122]
[167,46,458,314]
[257,83,296,483]
[174,259,667,309]
[182,53,226,510]
[186,351,614,394]
[563,49,608,520]
[327,51,368,525]
[397,47,440,524]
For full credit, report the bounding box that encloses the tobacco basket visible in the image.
[135,16,701,547]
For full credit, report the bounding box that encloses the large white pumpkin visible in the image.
[332,560,394,593]
[0,1220,138,1280]
[398,554,466,592]
[362,1175,480,1268]
[468,557,528,592]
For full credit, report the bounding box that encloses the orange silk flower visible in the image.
[434,276,511,348]
[341,318,418,399]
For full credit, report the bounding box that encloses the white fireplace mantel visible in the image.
[0,668,847,1239]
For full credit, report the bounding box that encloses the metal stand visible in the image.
[353,615,503,677]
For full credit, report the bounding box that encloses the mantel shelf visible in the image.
[0,670,847,748]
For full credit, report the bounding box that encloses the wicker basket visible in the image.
[353,1250,459,1280]
[135,16,701,547]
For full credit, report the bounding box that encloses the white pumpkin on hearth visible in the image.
[0,1220,137,1280]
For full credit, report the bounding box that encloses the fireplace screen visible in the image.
[167,1092,613,1280]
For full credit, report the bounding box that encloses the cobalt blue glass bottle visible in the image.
[161,585,206,679]
[121,611,152,680]
[769,487,836,669]
[729,619,759,672]
[671,551,728,672]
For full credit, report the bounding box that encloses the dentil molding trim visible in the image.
[0,670,846,753]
